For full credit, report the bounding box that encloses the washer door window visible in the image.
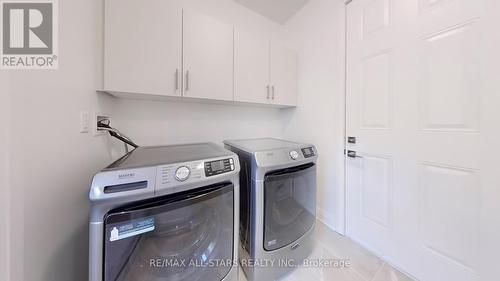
[263,163,316,251]
[103,183,234,281]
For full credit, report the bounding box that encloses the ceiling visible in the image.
[233,0,310,25]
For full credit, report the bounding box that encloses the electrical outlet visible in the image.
[94,112,110,137]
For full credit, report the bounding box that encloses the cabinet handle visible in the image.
[185,71,189,91]
[272,86,275,100]
[266,85,270,99]
[175,69,179,90]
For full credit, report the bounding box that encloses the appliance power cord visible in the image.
[97,119,139,150]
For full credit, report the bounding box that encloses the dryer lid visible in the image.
[224,138,307,153]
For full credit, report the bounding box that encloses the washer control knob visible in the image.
[289,150,299,160]
[175,166,190,181]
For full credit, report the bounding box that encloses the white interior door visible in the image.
[104,0,182,96]
[346,0,500,281]
[234,30,270,104]
[182,10,234,101]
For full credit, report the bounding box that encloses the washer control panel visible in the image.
[289,150,299,160]
[175,166,191,181]
[155,157,238,193]
[156,161,204,190]
[205,158,235,177]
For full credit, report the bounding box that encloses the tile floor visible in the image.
[239,220,414,281]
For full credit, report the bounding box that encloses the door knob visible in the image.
[347,150,363,158]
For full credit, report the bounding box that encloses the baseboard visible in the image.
[316,207,338,233]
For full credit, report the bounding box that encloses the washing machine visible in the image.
[89,143,240,281]
[223,138,318,281]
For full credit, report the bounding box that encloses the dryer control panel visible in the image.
[301,147,316,158]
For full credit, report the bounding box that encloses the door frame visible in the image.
[335,0,353,236]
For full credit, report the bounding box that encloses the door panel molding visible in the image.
[418,162,480,273]
[418,19,480,132]
[362,0,392,39]
[360,154,393,228]
[360,50,393,130]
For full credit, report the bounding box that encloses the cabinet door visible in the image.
[270,45,298,106]
[234,30,271,104]
[183,10,234,101]
[104,0,182,96]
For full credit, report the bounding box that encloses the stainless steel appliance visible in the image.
[89,143,240,281]
[224,138,318,281]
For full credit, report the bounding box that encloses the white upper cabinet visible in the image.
[104,0,182,96]
[234,29,271,104]
[234,31,298,107]
[103,0,297,107]
[270,44,298,107]
[182,10,234,101]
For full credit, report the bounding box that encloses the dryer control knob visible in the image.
[290,150,299,160]
[175,166,191,181]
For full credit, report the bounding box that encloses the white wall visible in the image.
[0,72,11,281]
[181,0,287,39]
[6,0,114,280]
[109,99,284,149]
[283,0,346,232]
[3,0,293,280]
